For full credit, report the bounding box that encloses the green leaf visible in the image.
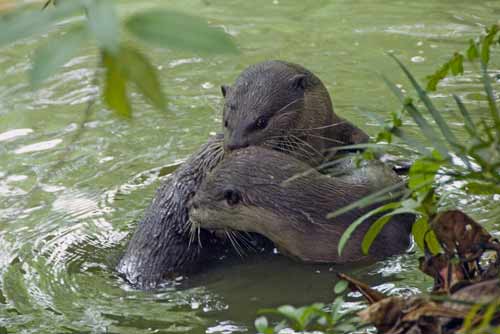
[328,182,405,219]
[403,102,450,158]
[481,24,499,65]
[362,207,420,254]
[466,39,479,61]
[120,46,166,111]
[480,59,500,134]
[412,217,428,251]
[426,62,449,92]
[277,305,299,323]
[334,280,348,294]
[0,1,82,47]
[449,53,464,76]
[86,0,120,54]
[103,52,131,117]
[462,304,482,331]
[466,182,500,195]
[255,316,269,334]
[361,215,392,255]
[337,202,401,255]
[452,94,477,138]
[30,24,88,87]
[125,10,238,54]
[331,297,344,321]
[424,229,441,255]
[391,54,459,154]
[408,156,441,193]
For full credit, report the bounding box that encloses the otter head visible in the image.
[189,146,315,243]
[221,61,331,165]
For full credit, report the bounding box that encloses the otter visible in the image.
[116,135,226,288]
[221,60,369,165]
[190,147,413,263]
[117,61,373,288]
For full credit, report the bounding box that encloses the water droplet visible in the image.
[411,56,425,63]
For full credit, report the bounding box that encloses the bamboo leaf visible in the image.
[126,10,238,54]
[30,24,88,87]
[86,0,120,54]
[120,46,166,111]
[102,52,131,117]
[0,1,82,47]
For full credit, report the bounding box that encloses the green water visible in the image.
[0,0,499,333]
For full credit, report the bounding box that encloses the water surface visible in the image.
[0,1,499,333]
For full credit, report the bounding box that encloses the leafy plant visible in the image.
[0,0,238,117]
[337,24,500,257]
[254,280,363,334]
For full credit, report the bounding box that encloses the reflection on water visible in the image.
[0,0,499,333]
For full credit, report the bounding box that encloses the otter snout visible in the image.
[224,132,249,151]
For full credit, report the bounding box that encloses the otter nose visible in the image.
[225,141,249,151]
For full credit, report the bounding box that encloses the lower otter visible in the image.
[190,147,414,263]
[221,60,369,165]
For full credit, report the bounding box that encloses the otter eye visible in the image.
[255,117,268,130]
[223,189,241,206]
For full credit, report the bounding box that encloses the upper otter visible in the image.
[221,60,369,165]
[190,146,413,263]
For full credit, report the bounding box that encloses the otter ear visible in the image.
[290,74,307,90]
[221,85,231,97]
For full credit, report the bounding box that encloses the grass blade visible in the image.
[480,60,500,136]
[390,54,461,150]
[452,94,478,138]
[327,182,406,219]
[404,101,450,158]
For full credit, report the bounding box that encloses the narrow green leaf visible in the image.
[0,1,82,47]
[125,10,238,54]
[381,75,404,102]
[86,0,120,54]
[103,52,131,117]
[361,215,392,255]
[328,182,405,219]
[120,46,166,111]
[337,202,401,255]
[361,208,419,254]
[31,24,88,87]
[480,60,500,135]
[452,94,477,138]
[391,54,460,152]
[403,102,450,158]
[466,39,479,61]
